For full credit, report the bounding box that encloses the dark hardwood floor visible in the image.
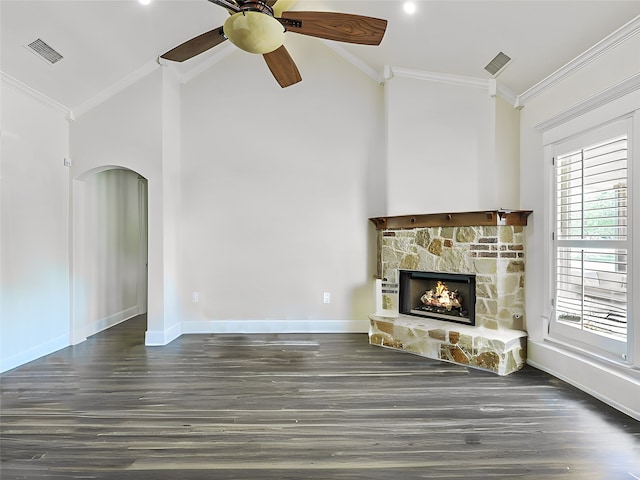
[1,315,639,479]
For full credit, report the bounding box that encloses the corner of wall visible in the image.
[145,321,182,346]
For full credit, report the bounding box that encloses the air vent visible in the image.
[484,51,511,77]
[27,38,63,64]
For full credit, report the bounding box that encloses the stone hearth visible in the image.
[369,210,531,375]
[369,315,527,375]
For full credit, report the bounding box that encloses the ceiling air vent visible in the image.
[484,51,511,77]
[27,38,63,64]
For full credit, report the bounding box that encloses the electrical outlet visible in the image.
[323,292,331,304]
[192,291,199,303]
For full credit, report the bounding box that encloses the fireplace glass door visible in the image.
[399,270,476,326]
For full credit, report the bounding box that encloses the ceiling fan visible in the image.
[160,0,388,88]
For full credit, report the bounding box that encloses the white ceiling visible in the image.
[2,0,640,113]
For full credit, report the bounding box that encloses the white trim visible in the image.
[536,74,640,133]
[180,43,237,85]
[544,109,635,360]
[1,71,73,120]
[527,340,640,421]
[496,82,518,108]
[383,65,393,83]
[320,41,383,84]
[145,321,182,346]
[85,306,140,339]
[0,333,68,373]
[384,66,518,105]
[518,15,640,107]
[181,319,370,334]
[388,66,491,90]
[631,109,640,367]
[72,59,161,118]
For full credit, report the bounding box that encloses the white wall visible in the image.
[67,38,386,340]
[156,66,182,343]
[0,80,70,372]
[384,76,500,216]
[520,33,640,419]
[180,36,385,332]
[70,69,171,343]
[494,95,520,209]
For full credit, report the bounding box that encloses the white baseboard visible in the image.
[145,321,181,346]
[1,317,369,369]
[0,333,68,373]
[527,340,640,421]
[180,319,370,334]
[85,306,140,338]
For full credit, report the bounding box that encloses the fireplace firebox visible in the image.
[398,270,476,326]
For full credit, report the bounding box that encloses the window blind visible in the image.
[555,135,628,340]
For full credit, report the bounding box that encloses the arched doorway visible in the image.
[71,167,148,344]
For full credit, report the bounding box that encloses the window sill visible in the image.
[530,336,640,382]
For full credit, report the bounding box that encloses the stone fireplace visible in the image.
[368,210,531,375]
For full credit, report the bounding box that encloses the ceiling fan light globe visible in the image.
[273,0,298,17]
[224,12,285,54]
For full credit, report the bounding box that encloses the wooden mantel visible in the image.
[369,210,532,230]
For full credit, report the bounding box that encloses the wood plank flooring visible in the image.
[1,315,639,479]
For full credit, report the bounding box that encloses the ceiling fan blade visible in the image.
[206,0,240,13]
[161,26,227,62]
[263,45,302,88]
[280,11,387,46]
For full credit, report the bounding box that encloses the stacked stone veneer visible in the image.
[370,224,528,375]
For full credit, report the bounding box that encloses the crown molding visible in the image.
[516,14,640,108]
[384,66,519,106]
[320,41,383,84]
[534,72,640,132]
[180,42,237,85]
[1,71,73,120]
[72,59,160,119]
[496,82,518,108]
[388,66,490,90]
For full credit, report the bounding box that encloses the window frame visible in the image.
[541,90,640,368]
[551,121,630,359]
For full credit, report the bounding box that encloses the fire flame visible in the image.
[420,281,462,311]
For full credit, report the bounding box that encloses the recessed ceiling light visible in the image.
[138,0,151,5]
[403,2,417,14]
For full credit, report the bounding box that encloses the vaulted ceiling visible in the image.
[2,0,639,114]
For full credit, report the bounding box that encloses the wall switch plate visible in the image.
[192,291,199,303]
[63,157,72,167]
[323,292,331,304]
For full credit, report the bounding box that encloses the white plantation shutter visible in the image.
[554,132,628,346]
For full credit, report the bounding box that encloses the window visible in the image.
[552,121,630,359]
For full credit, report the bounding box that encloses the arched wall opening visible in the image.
[71,166,148,344]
